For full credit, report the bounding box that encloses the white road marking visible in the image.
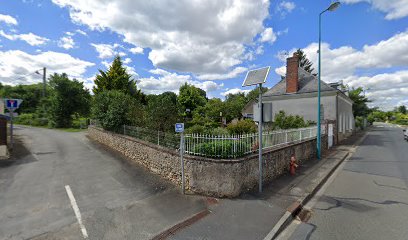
[65,185,89,239]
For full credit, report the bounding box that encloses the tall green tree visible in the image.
[398,105,407,114]
[224,92,246,122]
[295,49,314,74]
[92,90,139,132]
[245,86,268,103]
[48,73,91,128]
[348,87,371,117]
[93,56,145,101]
[146,92,179,131]
[177,83,207,117]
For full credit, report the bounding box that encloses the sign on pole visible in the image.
[5,99,23,111]
[175,123,184,133]
[175,123,185,194]
[3,99,22,150]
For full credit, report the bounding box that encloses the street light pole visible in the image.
[317,1,340,159]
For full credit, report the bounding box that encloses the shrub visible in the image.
[274,111,308,129]
[208,127,229,136]
[92,90,137,132]
[185,124,206,134]
[227,119,257,135]
[192,140,246,158]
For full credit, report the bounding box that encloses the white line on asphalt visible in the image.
[65,185,89,239]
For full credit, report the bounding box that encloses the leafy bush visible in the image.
[227,119,257,135]
[208,127,229,136]
[355,116,364,129]
[192,140,246,158]
[14,113,48,127]
[92,90,137,132]
[185,124,206,134]
[274,111,308,129]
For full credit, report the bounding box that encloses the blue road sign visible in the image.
[4,99,22,111]
[175,123,184,133]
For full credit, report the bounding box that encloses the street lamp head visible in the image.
[328,1,340,11]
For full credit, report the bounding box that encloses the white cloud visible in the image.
[0,14,18,25]
[51,0,270,75]
[75,29,87,36]
[138,68,223,95]
[0,50,94,85]
[275,66,286,76]
[123,57,132,64]
[275,30,408,110]
[277,1,296,14]
[276,30,408,82]
[342,0,408,20]
[196,67,248,80]
[343,70,408,110]
[58,35,75,49]
[221,88,251,96]
[90,43,119,59]
[260,27,277,44]
[129,46,143,54]
[0,30,49,46]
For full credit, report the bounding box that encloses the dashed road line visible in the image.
[65,185,89,239]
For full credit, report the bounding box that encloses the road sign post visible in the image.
[4,99,23,150]
[175,123,185,194]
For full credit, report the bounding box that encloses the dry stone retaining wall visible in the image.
[88,126,327,197]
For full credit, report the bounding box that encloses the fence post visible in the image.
[300,129,302,141]
[157,130,160,145]
[123,125,126,135]
[285,131,288,143]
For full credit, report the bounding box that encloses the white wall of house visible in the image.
[263,95,337,122]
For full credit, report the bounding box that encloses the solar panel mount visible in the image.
[242,66,270,87]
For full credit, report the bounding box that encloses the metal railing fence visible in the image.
[89,120,323,159]
[184,126,318,158]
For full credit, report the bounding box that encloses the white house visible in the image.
[244,53,354,143]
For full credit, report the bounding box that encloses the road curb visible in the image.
[263,132,368,240]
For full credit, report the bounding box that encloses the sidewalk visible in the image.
[164,131,367,240]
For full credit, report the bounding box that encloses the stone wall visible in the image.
[88,126,327,198]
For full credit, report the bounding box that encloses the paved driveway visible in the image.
[0,126,206,240]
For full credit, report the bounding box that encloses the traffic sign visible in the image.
[5,99,23,111]
[175,123,184,133]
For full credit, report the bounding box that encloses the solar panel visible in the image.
[242,66,270,87]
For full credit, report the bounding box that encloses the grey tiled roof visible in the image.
[264,75,336,96]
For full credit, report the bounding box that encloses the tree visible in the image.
[398,105,407,114]
[48,73,91,128]
[348,87,370,117]
[295,49,314,74]
[0,83,44,113]
[93,56,145,101]
[177,83,207,117]
[245,86,268,103]
[92,90,138,132]
[191,98,225,129]
[224,92,246,122]
[146,92,179,131]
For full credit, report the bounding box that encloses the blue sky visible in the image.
[0,0,407,110]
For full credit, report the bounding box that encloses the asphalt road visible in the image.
[0,126,206,240]
[283,123,408,240]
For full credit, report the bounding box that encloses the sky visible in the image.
[0,0,407,110]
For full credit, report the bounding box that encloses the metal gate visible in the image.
[328,124,333,148]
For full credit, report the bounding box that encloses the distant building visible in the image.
[243,53,354,143]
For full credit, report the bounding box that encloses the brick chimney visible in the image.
[286,52,299,93]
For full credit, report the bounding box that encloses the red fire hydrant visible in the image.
[289,155,298,176]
